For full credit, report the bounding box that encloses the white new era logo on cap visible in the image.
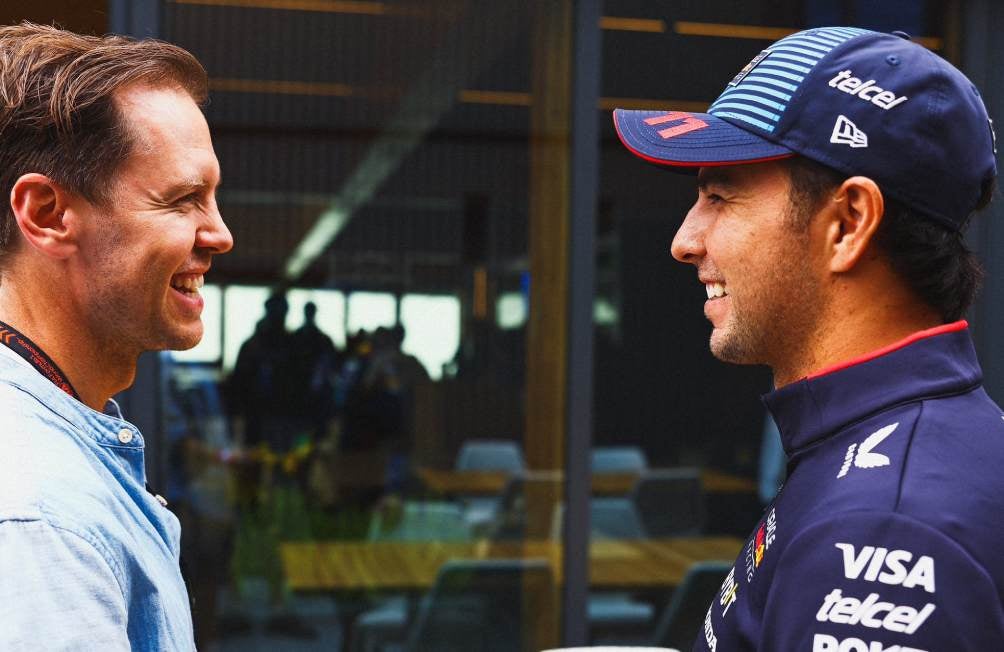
[831,115,868,148]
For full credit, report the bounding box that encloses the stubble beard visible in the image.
[709,249,821,370]
[88,250,201,357]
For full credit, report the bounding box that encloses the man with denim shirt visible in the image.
[0,24,232,650]
[615,27,1003,650]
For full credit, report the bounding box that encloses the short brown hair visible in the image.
[0,22,208,263]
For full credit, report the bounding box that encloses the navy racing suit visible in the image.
[696,322,1004,651]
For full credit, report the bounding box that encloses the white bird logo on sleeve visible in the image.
[854,423,899,469]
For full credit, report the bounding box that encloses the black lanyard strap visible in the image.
[0,319,79,400]
[0,323,172,508]
[0,319,190,603]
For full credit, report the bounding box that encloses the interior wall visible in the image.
[0,1,108,34]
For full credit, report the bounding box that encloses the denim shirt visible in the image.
[0,345,195,651]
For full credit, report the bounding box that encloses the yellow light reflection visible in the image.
[458,90,532,106]
[210,78,355,96]
[473,266,488,320]
[600,16,666,33]
[674,21,794,40]
[674,21,942,50]
[598,97,707,112]
[171,0,390,15]
[210,78,706,113]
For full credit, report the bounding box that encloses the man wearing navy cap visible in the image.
[614,27,1004,650]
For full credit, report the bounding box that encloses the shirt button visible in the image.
[117,428,134,444]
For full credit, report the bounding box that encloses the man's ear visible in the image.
[824,176,884,273]
[9,173,79,259]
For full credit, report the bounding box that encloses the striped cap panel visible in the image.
[709,27,871,133]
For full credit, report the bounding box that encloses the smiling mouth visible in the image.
[705,282,728,299]
[171,275,204,296]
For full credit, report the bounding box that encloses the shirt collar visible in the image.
[763,321,982,456]
[0,343,145,452]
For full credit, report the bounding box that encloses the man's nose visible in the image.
[670,203,706,264]
[197,201,233,255]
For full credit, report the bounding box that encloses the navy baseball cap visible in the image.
[613,27,997,230]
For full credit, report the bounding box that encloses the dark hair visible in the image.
[784,156,991,322]
[0,22,208,265]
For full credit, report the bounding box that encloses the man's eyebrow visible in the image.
[161,174,221,198]
[697,169,737,192]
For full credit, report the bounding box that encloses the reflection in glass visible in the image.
[496,291,527,330]
[286,288,347,348]
[399,294,460,380]
[222,285,269,371]
[346,291,397,335]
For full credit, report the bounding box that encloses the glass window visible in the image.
[222,285,269,371]
[149,0,970,648]
[346,291,396,335]
[496,291,527,330]
[399,294,460,380]
[593,297,618,327]
[286,288,347,348]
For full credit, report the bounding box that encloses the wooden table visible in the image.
[416,467,757,496]
[280,536,743,591]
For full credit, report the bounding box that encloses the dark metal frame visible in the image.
[563,0,601,645]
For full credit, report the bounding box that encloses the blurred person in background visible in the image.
[615,26,1003,650]
[0,23,231,650]
[289,300,340,443]
[225,293,320,639]
[228,293,297,452]
[362,324,430,493]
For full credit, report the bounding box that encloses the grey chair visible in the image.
[401,559,554,652]
[651,561,732,649]
[630,468,706,536]
[582,498,657,634]
[482,470,564,540]
[455,439,526,531]
[455,439,526,472]
[352,502,472,652]
[591,446,648,473]
[589,496,648,538]
[367,500,472,541]
[502,494,655,636]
